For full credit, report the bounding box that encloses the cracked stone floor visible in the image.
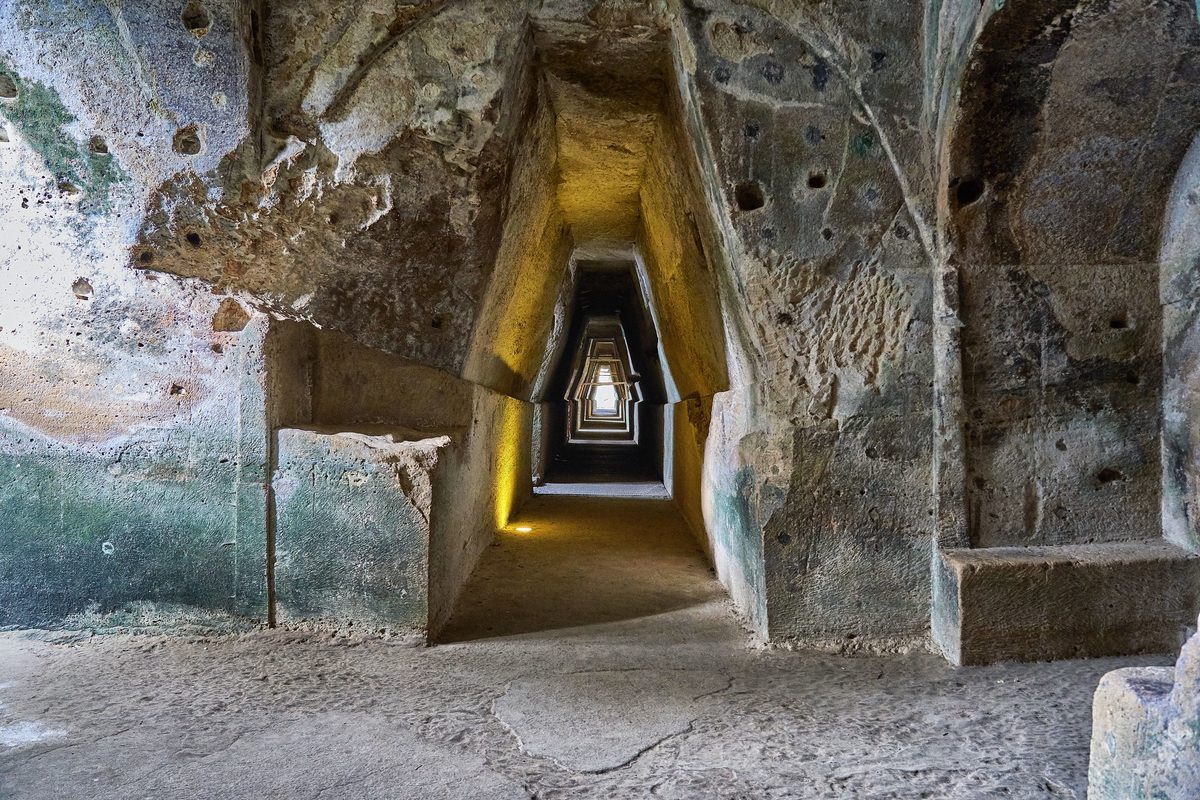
[0,493,1168,799]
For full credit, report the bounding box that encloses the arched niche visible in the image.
[944,0,1200,549]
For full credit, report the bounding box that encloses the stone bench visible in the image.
[933,541,1200,665]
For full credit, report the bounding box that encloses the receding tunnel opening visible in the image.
[539,263,667,488]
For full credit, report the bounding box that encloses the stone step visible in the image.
[932,540,1200,665]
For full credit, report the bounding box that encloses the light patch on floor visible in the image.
[494,669,731,772]
[0,721,66,748]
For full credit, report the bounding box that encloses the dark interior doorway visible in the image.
[542,263,668,484]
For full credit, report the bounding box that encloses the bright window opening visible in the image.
[591,367,618,415]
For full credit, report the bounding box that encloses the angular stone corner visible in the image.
[272,427,453,631]
[933,542,1200,666]
[1089,621,1200,798]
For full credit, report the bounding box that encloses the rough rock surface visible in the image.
[1089,617,1200,799]
[3,0,1200,663]
[0,611,1167,799]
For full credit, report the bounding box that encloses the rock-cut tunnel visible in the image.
[243,31,736,641]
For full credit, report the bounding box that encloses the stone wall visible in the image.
[273,426,446,629]
[947,0,1200,550]
[2,0,1199,661]
[267,324,532,634]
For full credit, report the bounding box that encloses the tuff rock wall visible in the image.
[2,0,1199,657]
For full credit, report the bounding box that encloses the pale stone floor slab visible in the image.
[0,495,1170,799]
[533,481,671,498]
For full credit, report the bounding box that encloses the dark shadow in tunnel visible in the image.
[541,262,668,485]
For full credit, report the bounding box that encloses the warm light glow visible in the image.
[491,395,529,530]
[514,526,533,533]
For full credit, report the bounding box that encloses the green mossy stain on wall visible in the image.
[0,424,240,628]
[710,466,768,633]
[0,63,127,215]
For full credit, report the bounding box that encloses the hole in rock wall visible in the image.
[0,74,15,99]
[181,0,211,36]
[807,172,827,190]
[953,176,985,208]
[71,278,93,300]
[172,125,202,156]
[735,180,765,211]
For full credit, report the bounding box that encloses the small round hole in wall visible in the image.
[173,124,203,156]
[1096,467,1125,485]
[953,176,985,208]
[808,172,827,190]
[0,74,16,100]
[186,232,202,248]
[1109,314,1128,330]
[734,181,765,211]
[89,136,108,154]
[181,0,211,35]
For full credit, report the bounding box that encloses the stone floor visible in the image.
[0,494,1167,799]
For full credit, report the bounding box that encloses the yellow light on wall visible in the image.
[514,526,533,533]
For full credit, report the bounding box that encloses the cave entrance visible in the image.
[535,262,668,494]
